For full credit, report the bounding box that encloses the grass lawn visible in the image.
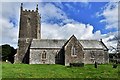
[1,62,120,79]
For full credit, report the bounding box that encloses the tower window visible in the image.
[41,51,46,60]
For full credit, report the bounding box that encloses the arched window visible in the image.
[71,46,76,56]
[83,53,85,58]
[42,51,46,60]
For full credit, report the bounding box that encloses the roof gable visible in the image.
[64,35,83,49]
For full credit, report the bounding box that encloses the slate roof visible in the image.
[30,39,67,48]
[79,40,106,49]
[30,39,107,50]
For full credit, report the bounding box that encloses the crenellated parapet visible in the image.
[20,3,39,14]
[22,9,38,13]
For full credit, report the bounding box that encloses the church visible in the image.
[14,3,109,66]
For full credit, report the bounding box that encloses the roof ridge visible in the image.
[33,39,67,40]
[79,39,99,41]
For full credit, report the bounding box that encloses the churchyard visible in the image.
[1,62,120,79]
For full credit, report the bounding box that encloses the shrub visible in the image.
[70,63,84,67]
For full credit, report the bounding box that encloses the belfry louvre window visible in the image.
[42,51,46,59]
[71,46,76,56]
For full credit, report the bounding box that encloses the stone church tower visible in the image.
[15,3,41,63]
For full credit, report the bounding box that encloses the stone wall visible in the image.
[15,39,31,63]
[19,10,40,39]
[104,50,109,63]
[84,49,107,64]
[30,48,60,64]
[64,35,84,66]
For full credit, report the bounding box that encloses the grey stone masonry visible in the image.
[15,3,41,63]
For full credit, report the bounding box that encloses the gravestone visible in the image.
[94,61,97,68]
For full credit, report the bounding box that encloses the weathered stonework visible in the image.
[30,48,60,64]
[84,50,104,64]
[14,3,40,63]
[14,3,109,66]
[64,35,84,66]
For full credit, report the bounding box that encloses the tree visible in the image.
[0,44,17,63]
[109,35,120,63]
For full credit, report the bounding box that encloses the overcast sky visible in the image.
[0,1,119,52]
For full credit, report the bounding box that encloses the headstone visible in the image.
[113,64,117,68]
[94,61,97,68]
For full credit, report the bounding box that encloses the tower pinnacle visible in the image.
[21,3,23,11]
[36,3,38,12]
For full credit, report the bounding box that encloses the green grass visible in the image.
[2,62,119,79]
